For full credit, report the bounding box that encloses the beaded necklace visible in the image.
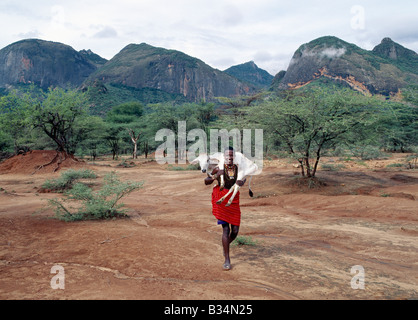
[225,164,236,179]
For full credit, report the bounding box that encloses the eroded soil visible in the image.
[0,152,417,300]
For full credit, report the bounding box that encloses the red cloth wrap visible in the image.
[211,185,241,226]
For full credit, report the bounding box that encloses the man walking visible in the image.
[205,147,245,270]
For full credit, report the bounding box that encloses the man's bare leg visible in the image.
[222,224,239,270]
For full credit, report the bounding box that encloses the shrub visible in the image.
[329,145,349,157]
[406,153,418,169]
[350,145,388,160]
[117,160,136,168]
[361,146,388,160]
[290,176,327,189]
[48,171,143,221]
[386,163,403,168]
[167,164,200,171]
[41,169,97,192]
[321,163,346,171]
[232,235,258,247]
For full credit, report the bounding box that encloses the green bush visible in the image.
[167,164,200,171]
[329,145,349,157]
[386,163,404,168]
[42,169,97,192]
[361,146,388,160]
[350,145,388,160]
[321,163,346,171]
[232,235,258,247]
[117,160,136,168]
[48,171,143,221]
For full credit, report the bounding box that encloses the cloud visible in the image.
[253,51,273,63]
[93,26,118,39]
[290,45,346,60]
[321,48,347,59]
[0,0,417,77]
[18,30,42,39]
[217,4,243,27]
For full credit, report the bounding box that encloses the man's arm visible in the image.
[236,178,246,187]
[204,167,221,185]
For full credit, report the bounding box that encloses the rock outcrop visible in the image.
[86,43,256,102]
[0,39,98,89]
[276,36,418,96]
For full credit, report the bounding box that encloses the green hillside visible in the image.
[224,61,274,89]
[85,43,256,102]
[84,80,187,116]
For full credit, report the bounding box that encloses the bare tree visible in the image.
[127,128,141,159]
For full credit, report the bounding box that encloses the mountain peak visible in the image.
[302,36,351,50]
[277,35,418,95]
[381,37,395,44]
[87,42,255,102]
[373,37,418,61]
[79,49,107,67]
[244,60,257,68]
[224,61,273,89]
[292,36,354,63]
[0,38,97,89]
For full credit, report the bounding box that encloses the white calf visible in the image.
[191,152,223,176]
[191,152,258,206]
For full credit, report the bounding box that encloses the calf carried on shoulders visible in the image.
[191,152,259,206]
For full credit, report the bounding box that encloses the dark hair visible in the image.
[224,146,235,152]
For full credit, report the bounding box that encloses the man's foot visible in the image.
[223,262,231,271]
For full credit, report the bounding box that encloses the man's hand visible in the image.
[205,167,220,185]
[236,179,246,187]
[204,176,214,185]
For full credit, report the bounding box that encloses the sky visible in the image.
[1,0,418,76]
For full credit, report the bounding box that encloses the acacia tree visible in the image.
[103,123,123,160]
[216,93,263,127]
[0,90,33,154]
[76,116,107,160]
[29,88,89,153]
[106,102,143,159]
[28,88,92,172]
[377,101,418,152]
[252,87,384,177]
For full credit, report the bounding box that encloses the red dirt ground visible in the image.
[0,151,417,300]
[0,150,86,175]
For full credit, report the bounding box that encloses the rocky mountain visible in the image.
[86,43,256,102]
[276,36,418,96]
[271,70,286,89]
[79,49,108,68]
[372,37,418,74]
[1,36,417,105]
[0,39,98,89]
[224,61,274,89]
